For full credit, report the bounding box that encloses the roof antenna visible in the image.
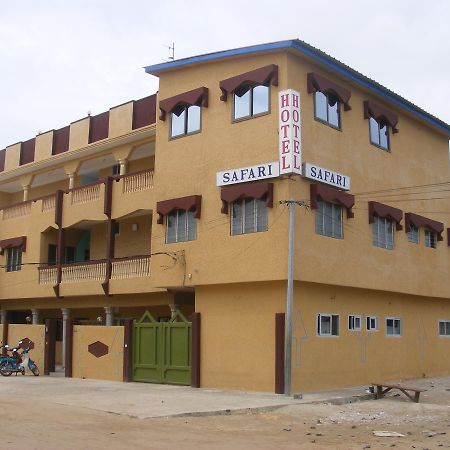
[163,42,175,61]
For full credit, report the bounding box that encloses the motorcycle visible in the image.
[0,341,39,377]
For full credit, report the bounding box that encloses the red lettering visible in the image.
[281,140,290,154]
[292,94,299,108]
[292,124,300,138]
[281,155,291,170]
[280,124,290,138]
[293,139,300,154]
[281,109,290,123]
[280,93,289,108]
[293,153,301,170]
[292,109,299,123]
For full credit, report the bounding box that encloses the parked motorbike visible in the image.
[0,341,39,376]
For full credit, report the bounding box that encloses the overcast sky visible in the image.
[1,0,449,150]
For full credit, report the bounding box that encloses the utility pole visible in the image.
[280,198,304,397]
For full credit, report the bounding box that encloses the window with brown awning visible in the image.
[307,73,352,111]
[159,87,208,121]
[156,195,202,224]
[368,201,403,230]
[219,65,278,102]
[310,184,355,218]
[220,181,273,214]
[364,100,399,133]
[405,212,444,241]
[0,236,27,255]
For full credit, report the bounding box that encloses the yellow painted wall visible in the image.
[7,324,45,375]
[72,325,124,381]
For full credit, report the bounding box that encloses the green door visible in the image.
[133,310,191,385]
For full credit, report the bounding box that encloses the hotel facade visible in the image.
[0,40,449,392]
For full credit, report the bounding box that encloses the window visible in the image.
[315,200,343,239]
[65,247,76,264]
[372,216,394,250]
[407,223,419,244]
[233,83,269,120]
[231,198,268,235]
[366,316,378,331]
[348,315,362,331]
[6,247,22,272]
[170,104,201,138]
[369,116,389,150]
[112,163,121,176]
[438,320,450,336]
[314,91,340,128]
[48,244,57,266]
[166,209,196,243]
[114,222,120,236]
[425,229,437,249]
[386,317,402,336]
[317,314,339,336]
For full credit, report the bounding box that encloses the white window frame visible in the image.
[170,104,201,138]
[348,315,362,331]
[372,216,394,250]
[407,223,419,244]
[317,313,340,337]
[438,320,450,337]
[165,209,197,244]
[386,317,402,337]
[6,246,22,272]
[424,229,437,249]
[369,116,390,151]
[233,83,270,121]
[231,197,268,236]
[366,316,378,331]
[314,90,341,129]
[315,199,343,239]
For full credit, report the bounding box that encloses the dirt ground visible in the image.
[0,377,449,449]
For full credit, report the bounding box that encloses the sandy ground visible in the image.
[0,377,448,449]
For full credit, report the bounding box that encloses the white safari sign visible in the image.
[302,163,351,190]
[278,89,302,175]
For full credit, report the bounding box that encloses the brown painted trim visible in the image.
[64,319,73,378]
[2,321,8,355]
[88,111,109,143]
[220,64,278,102]
[104,177,113,218]
[44,319,56,375]
[132,95,157,129]
[310,184,355,219]
[368,201,403,230]
[159,87,208,121]
[364,100,399,133]
[307,72,352,111]
[156,195,202,224]
[448,228,450,246]
[0,236,27,255]
[123,318,133,382]
[220,182,273,214]
[55,190,64,227]
[405,212,444,241]
[275,313,285,394]
[0,149,5,172]
[19,138,36,165]
[52,126,70,155]
[191,312,201,388]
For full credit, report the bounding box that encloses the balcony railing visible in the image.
[2,201,32,220]
[41,194,56,212]
[38,266,58,284]
[61,260,107,283]
[111,255,150,279]
[121,169,154,193]
[70,182,102,205]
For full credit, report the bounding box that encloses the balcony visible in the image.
[37,255,151,285]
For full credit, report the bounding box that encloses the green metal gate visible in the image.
[133,310,191,385]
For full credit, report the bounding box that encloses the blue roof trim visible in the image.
[145,40,450,136]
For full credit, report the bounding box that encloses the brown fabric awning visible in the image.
[307,73,352,111]
[310,184,355,218]
[364,100,399,133]
[0,236,27,255]
[220,181,273,214]
[156,195,202,224]
[405,212,444,241]
[368,201,403,230]
[219,65,278,102]
[159,87,208,121]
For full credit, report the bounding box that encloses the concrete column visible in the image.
[68,173,76,189]
[169,304,179,320]
[61,308,70,368]
[118,159,127,176]
[31,309,40,325]
[104,307,114,326]
[0,310,7,325]
[23,185,30,202]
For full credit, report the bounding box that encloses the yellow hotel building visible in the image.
[0,40,449,393]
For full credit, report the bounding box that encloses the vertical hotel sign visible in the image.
[278,89,302,175]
